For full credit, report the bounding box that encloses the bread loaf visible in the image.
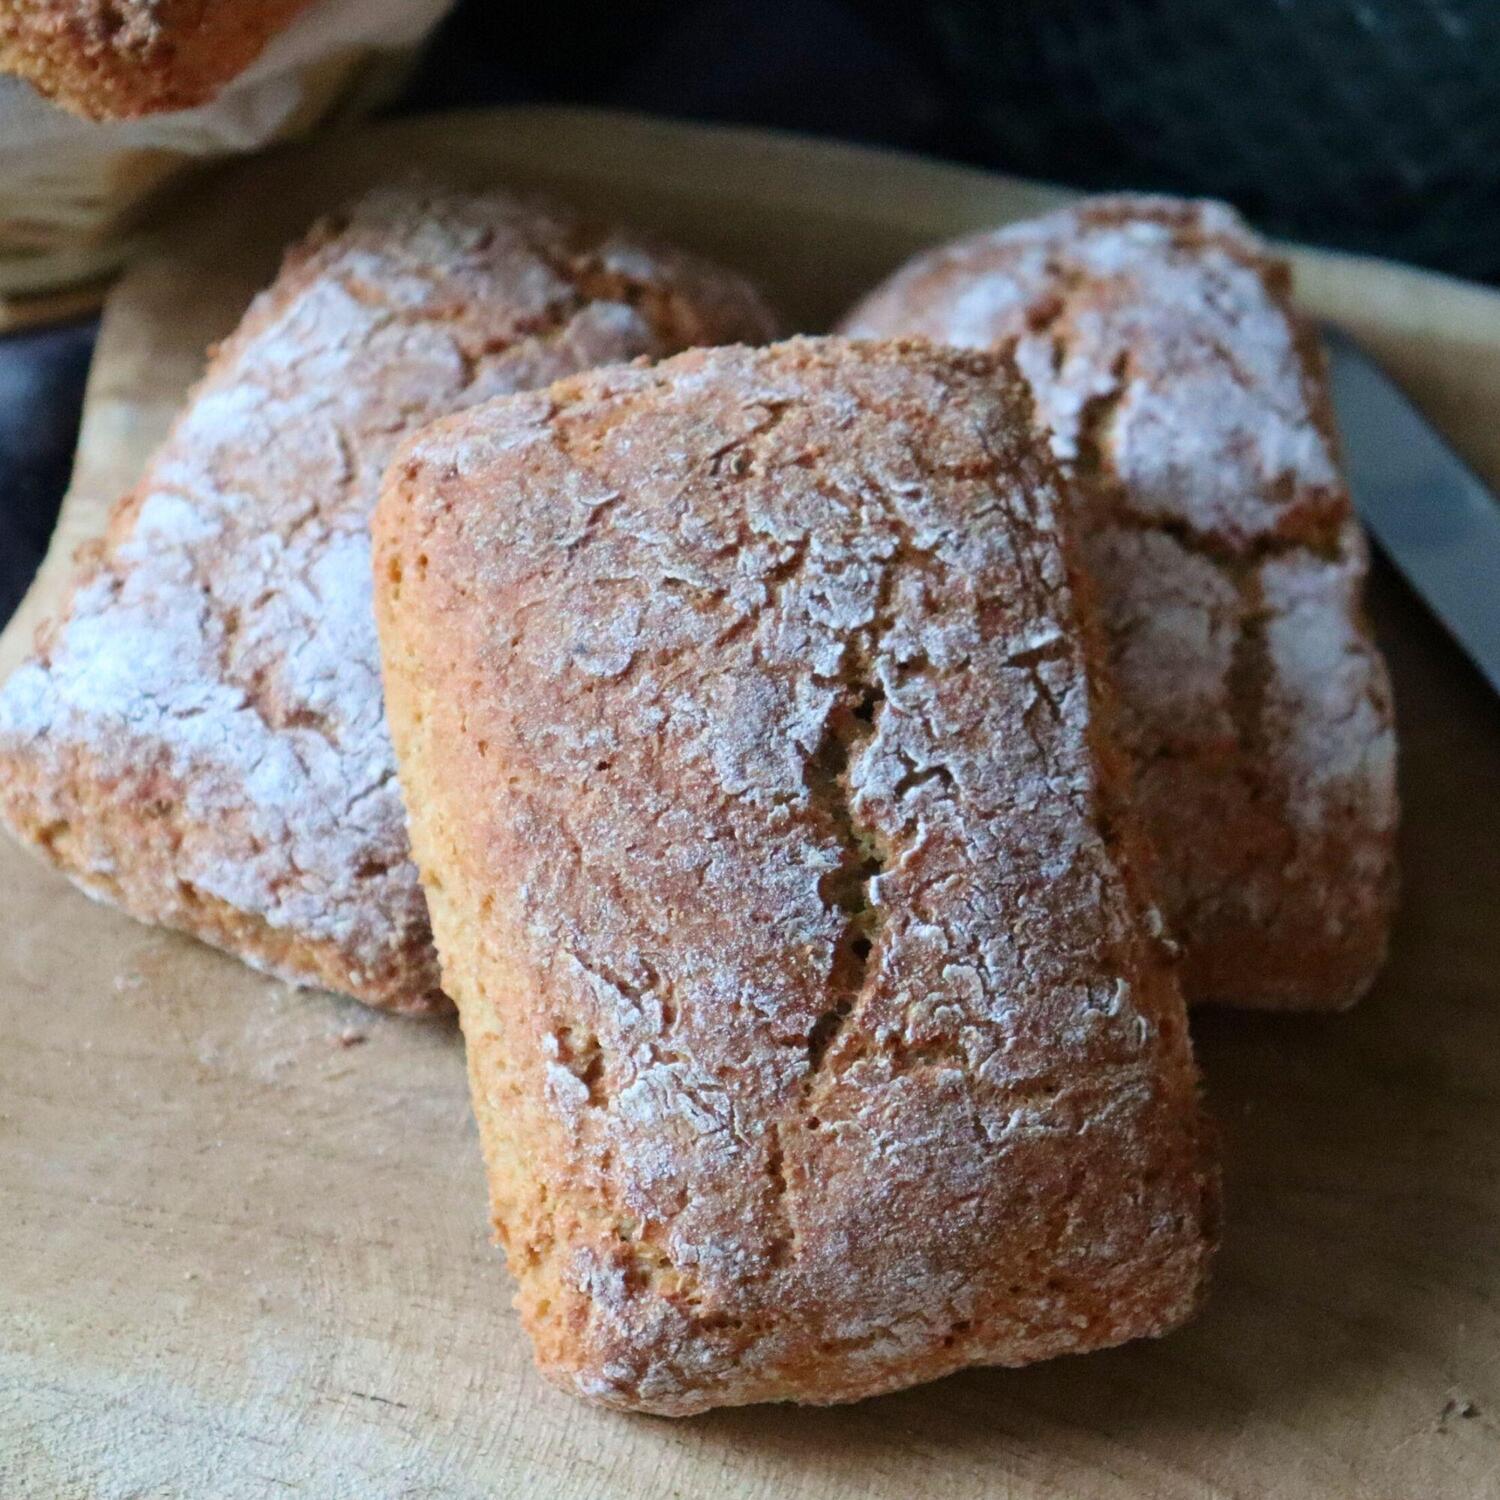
[0,186,779,1013]
[840,197,1398,1010]
[0,0,318,117]
[374,337,1217,1413]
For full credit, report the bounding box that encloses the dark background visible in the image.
[5,0,1498,623]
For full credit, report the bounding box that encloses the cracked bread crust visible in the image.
[0,0,317,118]
[374,337,1217,1414]
[0,186,780,1014]
[840,197,1398,1010]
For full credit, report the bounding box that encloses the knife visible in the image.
[1325,327,1500,695]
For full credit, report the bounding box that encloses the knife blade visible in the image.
[1325,327,1500,695]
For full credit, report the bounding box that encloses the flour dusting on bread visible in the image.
[842,197,1397,1009]
[0,187,779,1011]
[375,338,1216,1413]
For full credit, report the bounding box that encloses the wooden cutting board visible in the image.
[3,107,1498,1500]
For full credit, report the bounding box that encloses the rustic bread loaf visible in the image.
[0,186,779,1014]
[0,0,317,117]
[840,197,1398,1010]
[374,337,1218,1414]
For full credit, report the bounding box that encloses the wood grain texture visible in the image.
[1,106,1498,1498]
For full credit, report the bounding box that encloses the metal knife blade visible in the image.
[1325,327,1500,695]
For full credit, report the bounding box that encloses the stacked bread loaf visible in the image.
[0,187,778,1013]
[0,184,1399,1412]
[374,338,1218,1411]
[840,197,1397,1011]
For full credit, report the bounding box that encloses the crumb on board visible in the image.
[1437,1393,1481,1430]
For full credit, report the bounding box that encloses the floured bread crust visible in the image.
[0,0,317,118]
[841,197,1398,1010]
[0,186,779,1014]
[374,337,1217,1413]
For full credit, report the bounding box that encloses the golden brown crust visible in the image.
[0,0,317,118]
[840,196,1398,1011]
[374,336,1217,1414]
[0,186,780,1014]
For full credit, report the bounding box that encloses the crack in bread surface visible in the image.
[800,653,886,1083]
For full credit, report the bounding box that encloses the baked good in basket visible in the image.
[0,0,317,117]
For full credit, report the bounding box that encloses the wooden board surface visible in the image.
[2,107,1499,1500]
